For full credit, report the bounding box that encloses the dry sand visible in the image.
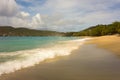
[87,35,120,55]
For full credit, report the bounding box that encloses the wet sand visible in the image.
[1,44,120,80]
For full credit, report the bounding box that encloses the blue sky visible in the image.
[0,0,120,32]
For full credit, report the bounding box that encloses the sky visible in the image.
[0,0,120,32]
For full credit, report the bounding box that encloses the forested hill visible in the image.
[65,22,120,36]
[0,21,120,36]
[0,26,65,36]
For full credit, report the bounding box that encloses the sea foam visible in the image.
[0,38,90,76]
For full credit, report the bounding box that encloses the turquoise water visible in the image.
[0,37,79,52]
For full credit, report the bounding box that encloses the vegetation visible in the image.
[0,26,65,36]
[0,21,120,36]
[65,21,120,36]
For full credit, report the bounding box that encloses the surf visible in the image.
[0,38,90,76]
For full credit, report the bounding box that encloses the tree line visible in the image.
[0,21,120,36]
[65,21,120,36]
[0,26,64,36]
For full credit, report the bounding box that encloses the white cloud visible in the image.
[0,0,18,17]
[0,0,120,32]
[0,0,44,29]
[20,12,30,17]
[0,16,30,27]
[16,11,30,19]
[30,13,44,29]
[0,13,44,29]
[39,0,120,31]
[45,0,78,10]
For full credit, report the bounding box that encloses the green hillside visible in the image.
[0,26,64,36]
[0,21,120,36]
[66,21,120,36]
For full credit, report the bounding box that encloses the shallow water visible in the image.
[0,37,79,52]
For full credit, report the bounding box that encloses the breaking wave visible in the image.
[0,38,90,76]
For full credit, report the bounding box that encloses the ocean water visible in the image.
[0,36,89,76]
[0,37,79,52]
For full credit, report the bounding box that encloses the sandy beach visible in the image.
[87,35,120,55]
[0,36,120,80]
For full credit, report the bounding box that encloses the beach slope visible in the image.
[87,35,120,55]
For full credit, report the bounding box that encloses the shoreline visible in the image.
[0,36,120,80]
[1,44,120,80]
[0,38,89,76]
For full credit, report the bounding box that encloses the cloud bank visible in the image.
[0,0,120,32]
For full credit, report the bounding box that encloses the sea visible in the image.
[0,36,88,76]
